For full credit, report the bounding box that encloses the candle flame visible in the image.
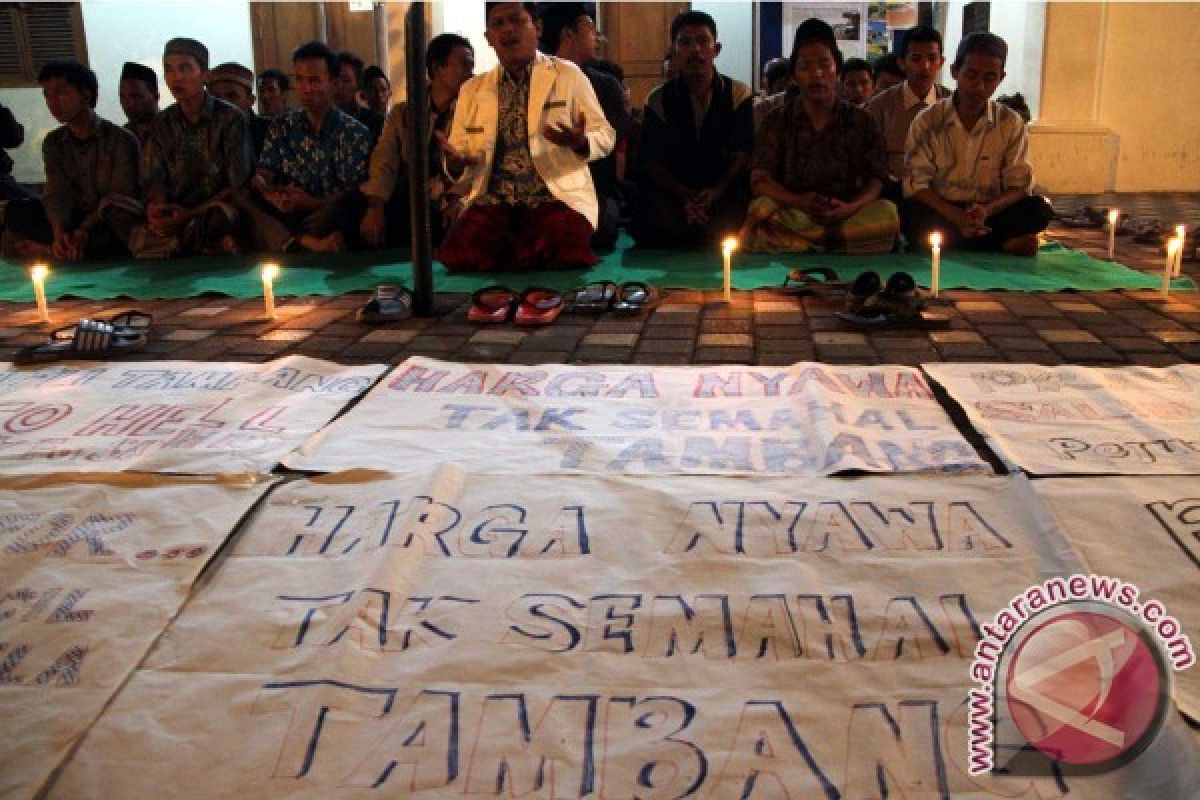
[31,264,49,282]
[1167,237,1182,255]
[721,236,738,255]
[1107,209,1120,225]
[1177,224,1187,239]
[261,263,280,282]
[929,232,942,249]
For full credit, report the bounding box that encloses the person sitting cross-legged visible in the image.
[3,60,142,260]
[839,57,873,107]
[208,62,271,158]
[740,18,898,254]
[902,32,1053,257]
[436,2,614,273]
[241,41,372,254]
[134,37,253,258]
[118,61,159,149]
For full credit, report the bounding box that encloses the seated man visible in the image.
[436,2,614,272]
[0,101,29,202]
[631,10,752,248]
[838,57,873,106]
[360,33,475,248]
[118,61,159,148]
[243,41,372,253]
[334,50,382,146]
[359,65,390,141]
[208,62,271,156]
[136,38,252,257]
[902,32,1053,256]
[871,53,904,96]
[754,57,791,133]
[540,1,631,250]
[866,26,949,203]
[741,19,897,254]
[258,68,290,117]
[3,60,141,260]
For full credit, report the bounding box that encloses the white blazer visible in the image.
[447,52,615,229]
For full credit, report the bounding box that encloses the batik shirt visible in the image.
[478,64,553,207]
[259,107,371,199]
[753,92,888,202]
[141,93,253,208]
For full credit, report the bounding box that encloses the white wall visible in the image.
[433,0,497,74]
[693,0,755,87]
[0,0,254,183]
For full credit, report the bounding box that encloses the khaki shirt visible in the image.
[903,96,1033,204]
[866,81,949,180]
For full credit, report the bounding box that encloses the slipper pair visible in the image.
[468,286,564,325]
[14,311,152,365]
[566,281,656,313]
[781,266,848,298]
[835,271,950,329]
[356,285,413,323]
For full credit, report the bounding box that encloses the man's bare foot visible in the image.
[1002,233,1040,257]
[298,232,345,253]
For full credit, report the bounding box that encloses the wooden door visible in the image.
[600,1,689,107]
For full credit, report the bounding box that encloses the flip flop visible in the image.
[513,287,565,325]
[566,280,618,313]
[612,282,657,314]
[356,285,413,323]
[14,318,148,365]
[782,266,849,297]
[46,310,153,343]
[467,285,518,323]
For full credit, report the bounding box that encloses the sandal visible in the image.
[356,285,413,323]
[467,285,518,323]
[836,271,949,329]
[514,287,565,325]
[15,318,148,365]
[612,281,657,313]
[782,266,849,297]
[843,270,882,315]
[566,280,618,313]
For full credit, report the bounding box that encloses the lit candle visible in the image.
[1162,237,1181,300]
[30,264,50,323]
[261,262,279,319]
[721,236,738,303]
[1106,209,1119,260]
[1174,224,1187,277]
[929,232,942,298]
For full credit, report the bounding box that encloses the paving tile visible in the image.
[293,336,357,353]
[636,339,694,355]
[590,318,646,333]
[179,306,229,316]
[1048,342,1124,361]
[406,335,469,352]
[757,337,813,353]
[693,347,755,363]
[361,329,420,344]
[929,331,985,344]
[1039,329,1101,343]
[226,339,294,356]
[469,330,527,345]
[507,351,572,365]
[573,346,633,363]
[1151,330,1200,343]
[698,333,753,347]
[870,336,933,349]
[756,324,809,341]
[1052,301,1105,313]
[639,325,696,340]
[812,332,868,345]
[1101,337,1169,353]
[260,329,314,342]
[455,344,518,362]
[753,301,802,312]
[339,341,407,360]
[1127,353,1186,366]
[934,343,1000,359]
[815,345,878,364]
[755,353,813,366]
[581,333,639,347]
[631,353,694,365]
[755,311,807,325]
[162,328,216,341]
[988,336,1052,351]
[700,318,751,333]
[955,301,1007,312]
[654,304,701,315]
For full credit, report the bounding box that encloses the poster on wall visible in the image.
[783,2,869,59]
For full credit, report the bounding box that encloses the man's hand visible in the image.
[684,188,719,226]
[542,111,588,155]
[147,201,186,236]
[360,203,387,247]
[958,204,991,238]
[278,186,320,214]
[818,197,859,224]
[435,131,481,174]
[50,229,73,261]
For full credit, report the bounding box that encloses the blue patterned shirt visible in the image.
[258,107,371,198]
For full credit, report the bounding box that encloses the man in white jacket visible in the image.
[437,2,615,272]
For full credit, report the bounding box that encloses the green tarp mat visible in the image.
[1,235,1193,301]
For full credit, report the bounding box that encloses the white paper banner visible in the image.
[1033,476,1200,721]
[47,470,1199,798]
[0,473,273,800]
[0,356,385,474]
[923,364,1200,475]
[288,358,989,476]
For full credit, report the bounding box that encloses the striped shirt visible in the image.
[903,96,1033,204]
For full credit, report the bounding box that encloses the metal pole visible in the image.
[405,1,435,316]
[374,2,389,78]
[315,1,329,44]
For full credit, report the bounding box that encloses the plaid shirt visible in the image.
[259,107,371,199]
[141,93,253,207]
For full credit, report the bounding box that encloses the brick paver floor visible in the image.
[2,192,1197,367]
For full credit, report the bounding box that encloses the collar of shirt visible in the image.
[943,95,997,133]
[901,81,939,110]
[500,62,533,89]
[788,95,853,132]
[299,107,345,138]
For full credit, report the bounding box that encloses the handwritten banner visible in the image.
[1034,477,1200,721]
[0,356,385,475]
[0,473,273,800]
[46,470,1197,798]
[923,364,1200,475]
[287,357,990,476]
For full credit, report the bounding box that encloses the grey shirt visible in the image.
[42,115,140,231]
